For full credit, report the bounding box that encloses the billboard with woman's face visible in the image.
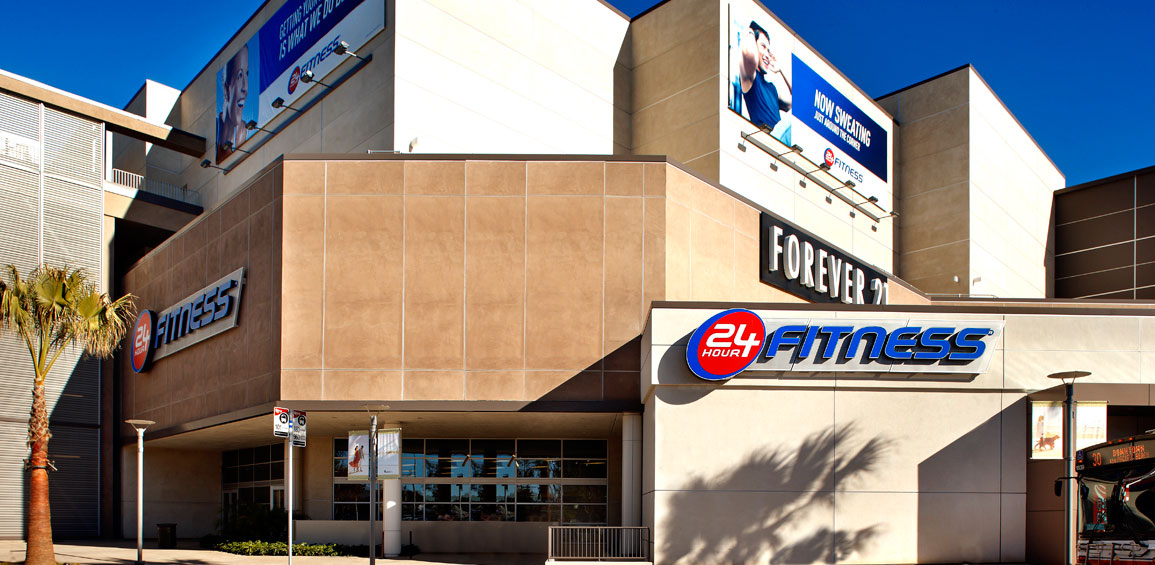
[215,0,386,163]
[216,41,259,163]
[727,0,891,204]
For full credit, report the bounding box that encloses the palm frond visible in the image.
[0,264,137,378]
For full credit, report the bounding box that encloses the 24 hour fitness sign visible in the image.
[686,309,1004,381]
[130,268,246,373]
[760,212,887,305]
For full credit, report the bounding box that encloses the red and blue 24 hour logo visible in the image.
[686,309,766,381]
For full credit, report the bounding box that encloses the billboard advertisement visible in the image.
[347,429,401,480]
[727,0,890,202]
[216,0,385,162]
[1030,401,1107,460]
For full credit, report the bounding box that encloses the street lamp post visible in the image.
[125,419,155,565]
[1047,371,1091,565]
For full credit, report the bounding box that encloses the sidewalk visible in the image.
[0,540,546,565]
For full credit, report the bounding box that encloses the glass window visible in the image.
[563,459,608,479]
[564,440,607,459]
[471,439,515,459]
[429,456,472,478]
[518,440,561,458]
[402,504,425,521]
[563,485,607,504]
[471,504,513,522]
[426,439,469,458]
[426,504,468,521]
[563,504,607,525]
[518,484,560,503]
[402,483,424,503]
[334,483,369,503]
[373,438,607,524]
[402,439,424,458]
[517,459,561,478]
[473,484,516,503]
[401,457,425,478]
[517,504,558,522]
[471,457,515,478]
[424,484,470,503]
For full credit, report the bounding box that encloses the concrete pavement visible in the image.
[0,540,546,565]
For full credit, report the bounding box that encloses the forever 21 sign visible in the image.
[759,212,888,305]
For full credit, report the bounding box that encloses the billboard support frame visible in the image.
[740,129,891,221]
[214,53,374,173]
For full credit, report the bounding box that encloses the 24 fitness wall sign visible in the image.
[130,268,246,373]
[686,308,1004,381]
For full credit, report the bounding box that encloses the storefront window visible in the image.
[221,443,285,503]
[333,438,382,520]
[387,439,608,524]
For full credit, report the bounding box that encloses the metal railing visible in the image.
[548,526,649,561]
[108,168,201,207]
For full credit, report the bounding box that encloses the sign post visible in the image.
[369,415,377,565]
[275,408,305,565]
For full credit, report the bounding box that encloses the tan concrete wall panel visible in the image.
[323,195,404,370]
[404,194,466,370]
[525,195,604,371]
[465,196,526,371]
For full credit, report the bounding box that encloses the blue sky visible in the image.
[4,0,1150,186]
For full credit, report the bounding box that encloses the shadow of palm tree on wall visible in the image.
[659,424,890,564]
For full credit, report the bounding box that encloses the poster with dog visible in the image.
[1031,401,1108,459]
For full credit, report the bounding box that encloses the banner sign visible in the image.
[216,0,385,162]
[760,212,887,304]
[129,268,245,372]
[687,309,1004,380]
[274,407,290,438]
[347,429,401,480]
[292,410,307,448]
[1031,401,1107,460]
[726,0,891,202]
[793,58,887,182]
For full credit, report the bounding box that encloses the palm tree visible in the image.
[0,265,135,565]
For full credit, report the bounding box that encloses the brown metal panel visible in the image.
[1055,209,1134,253]
[1054,241,1133,279]
[1138,261,1155,288]
[1053,266,1133,298]
[1138,204,1155,238]
[1054,178,1133,225]
[1139,237,1155,264]
[1139,172,1155,207]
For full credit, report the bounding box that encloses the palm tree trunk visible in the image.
[26,383,53,565]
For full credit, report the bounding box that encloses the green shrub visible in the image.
[213,540,340,556]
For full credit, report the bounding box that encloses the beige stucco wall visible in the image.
[878,67,1063,298]
[277,158,662,404]
[120,446,222,539]
[274,157,925,406]
[628,0,720,178]
[121,164,282,428]
[122,155,926,425]
[643,305,1155,564]
[393,1,628,155]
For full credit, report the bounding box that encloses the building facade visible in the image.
[0,0,1152,563]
